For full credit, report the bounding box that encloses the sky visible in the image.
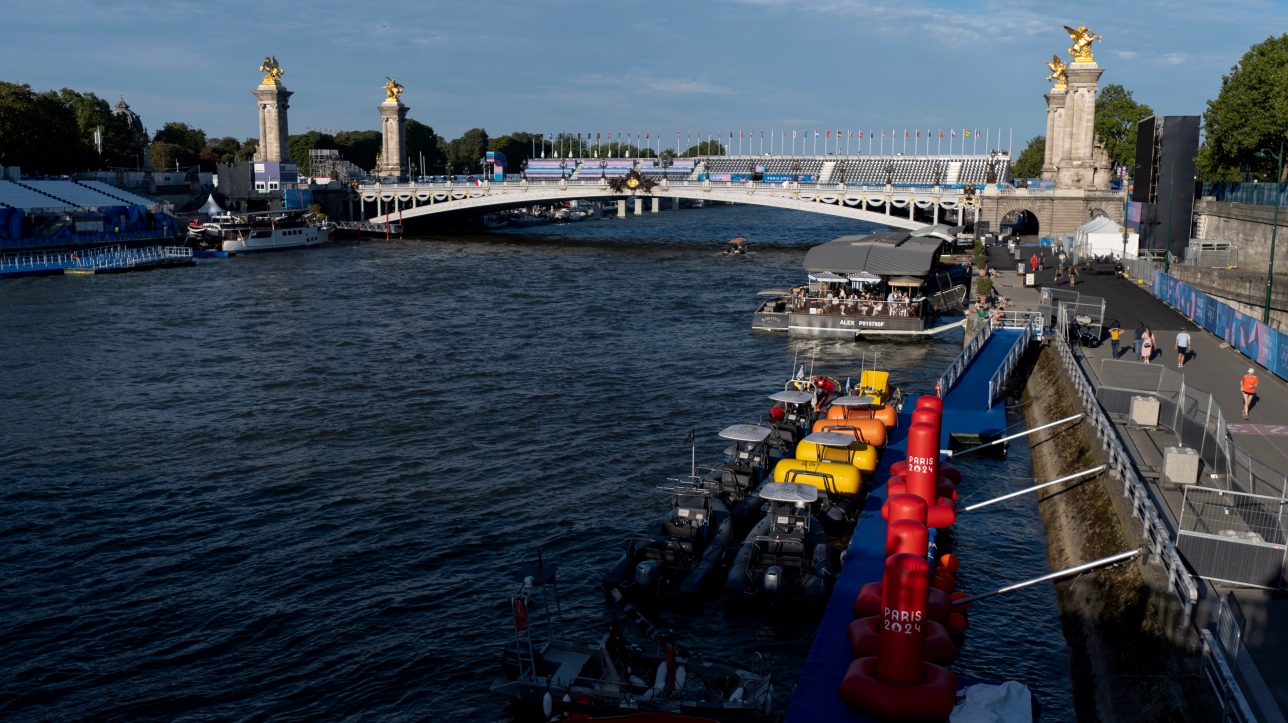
[3,0,1287,152]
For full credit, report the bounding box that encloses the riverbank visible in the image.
[1019,344,1217,721]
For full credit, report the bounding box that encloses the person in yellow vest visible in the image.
[1241,368,1259,420]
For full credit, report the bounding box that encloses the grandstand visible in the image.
[829,156,1009,186]
[0,181,75,210]
[0,179,175,245]
[571,158,637,179]
[639,158,696,179]
[80,181,162,207]
[524,159,572,179]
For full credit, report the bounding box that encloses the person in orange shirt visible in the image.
[1241,368,1259,420]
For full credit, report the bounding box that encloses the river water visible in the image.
[0,205,1072,721]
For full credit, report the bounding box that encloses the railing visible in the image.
[1052,309,1200,616]
[936,322,992,397]
[1201,181,1288,208]
[0,229,173,249]
[986,314,1041,408]
[0,245,190,274]
[355,178,973,198]
[1200,629,1257,723]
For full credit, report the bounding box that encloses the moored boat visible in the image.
[723,483,833,606]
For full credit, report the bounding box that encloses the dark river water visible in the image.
[0,205,1072,721]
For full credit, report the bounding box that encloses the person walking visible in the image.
[1141,327,1154,363]
[1175,327,1191,368]
[1241,367,1259,419]
[1029,253,1038,274]
[1108,324,1124,359]
[1134,323,1145,360]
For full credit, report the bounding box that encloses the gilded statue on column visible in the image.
[383,77,404,103]
[1063,25,1101,62]
[1045,54,1067,87]
[259,55,284,85]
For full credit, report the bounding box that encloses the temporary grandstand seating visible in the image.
[572,158,637,179]
[831,156,1010,186]
[0,181,75,210]
[639,158,696,178]
[80,181,158,206]
[19,180,129,207]
[524,159,572,179]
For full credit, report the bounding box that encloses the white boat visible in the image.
[191,212,329,254]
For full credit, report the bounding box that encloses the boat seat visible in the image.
[664,522,698,539]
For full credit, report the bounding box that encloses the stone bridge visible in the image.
[353,179,985,230]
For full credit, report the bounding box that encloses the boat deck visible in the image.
[785,329,1023,722]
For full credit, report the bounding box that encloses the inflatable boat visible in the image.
[724,483,833,606]
[602,484,736,605]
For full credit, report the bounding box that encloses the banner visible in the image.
[1153,270,1286,382]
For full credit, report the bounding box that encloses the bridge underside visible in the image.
[362,187,957,230]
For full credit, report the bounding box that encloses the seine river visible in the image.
[0,205,1072,721]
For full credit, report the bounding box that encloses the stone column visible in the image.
[253,84,292,162]
[617,199,626,217]
[634,197,643,216]
[1056,61,1104,190]
[1042,88,1066,181]
[376,100,409,178]
[651,197,660,213]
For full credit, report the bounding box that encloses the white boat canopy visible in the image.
[757,289,792,296]
[760,482,819,504]
[769,390,816,405]
[830,395,878,407]
[887,276,925,287]
[848,271,882,283]
[803,431,856,448]
[808,272,848,283]
[719,424,773,443]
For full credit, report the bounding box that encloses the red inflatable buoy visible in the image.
[886,476,956,502]
[854,581,953,623]
[947,612,969,634]
[931,573,956,593]
[769,406,785,421]
[847,615,958,665]
[886,519,929,558]
[939,554,960,573]
[882,493,927,525]
[904,423,939,506]
[950,590,970,611]
[915,395,944,414]
[891,459,963,484]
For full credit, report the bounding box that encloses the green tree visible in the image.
[59,89,145,168]
[149,141,198,171]
[447,128,489,174]
[1198,34,1288,182]
[1010,136,1045,179]
[153,122,207,153]
[680,141,725,157]
[204,136,247,166]
[406,118,443,174]
[288,130,338,174]
[0,82,92,174]
[1094,84,1153,169]
[334,130,382,171]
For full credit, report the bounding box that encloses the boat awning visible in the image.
[757,289,792,296]
[719,424,772,443]
[759,482,819,504]
[803,431,855,448]
[830,395,877,407]
[887,276,924,287]
[770,390,815,404]
[803,231,944,276]
[807,272,848,283]
[847,272,881,283]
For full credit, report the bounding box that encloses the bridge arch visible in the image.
[991,198,1051,240]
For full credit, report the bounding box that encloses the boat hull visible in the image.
[788,312,926,336]
[223,226,329,253]
[752,312,789,331]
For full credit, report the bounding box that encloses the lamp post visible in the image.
[1254,139,1285,324]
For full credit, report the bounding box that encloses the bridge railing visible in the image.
[936,322,992,398]
[355,178,972,196]
[986,313,1041,408]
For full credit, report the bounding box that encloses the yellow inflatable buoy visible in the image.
[795,440,878,473]
[772,458,863,496]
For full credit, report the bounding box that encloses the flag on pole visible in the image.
[951,130,956,137]
[939,130,944,138]
[916,130,921,137]
[825,130,830,138]
[683,427,695,446]
[963,129,971,136]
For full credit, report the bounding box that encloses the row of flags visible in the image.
[532,130,980,141]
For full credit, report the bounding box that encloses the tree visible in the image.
[59,89,145,168]
[288,130,338,174]
[149,141,198,171]
[334,130,382,171]
[1094,84,1153,169]
[680,141,725,157]
[406,118,443,174]
[1010,136,1045,178]
[447,128,489,173]
[153,122,207,154]
[0,82,97,174]
[1198,34,1288,182]
[204,136,248,166]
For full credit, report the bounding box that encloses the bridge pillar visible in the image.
[672,197,680,211]
[617,199,626,218]
[933,203,938,225]
[652,197,659,213]
[634,197,643,216]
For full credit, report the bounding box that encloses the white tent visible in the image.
[1073,215,1138,258]
[197,194,226,216]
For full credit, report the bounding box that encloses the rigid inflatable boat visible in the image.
[724,483,833,606]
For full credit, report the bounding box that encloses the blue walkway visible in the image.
[785,328,1025,723]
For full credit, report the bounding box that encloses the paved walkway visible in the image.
[993,248,1288,721]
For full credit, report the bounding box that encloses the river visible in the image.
[0,205,1072,721]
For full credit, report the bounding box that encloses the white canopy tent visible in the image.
[198,194,226,216]
[1073,216,1138,258]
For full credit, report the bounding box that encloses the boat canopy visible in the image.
[803,431,856,447]
[760,482,819,504]
[807,271,848,283]
[770,390,815,404]
[757,288,792,296]
[803,230,944,276]
[830,395,878,407]
[719,424,773,443]
[887,276,925,287]
[847,271,882,283]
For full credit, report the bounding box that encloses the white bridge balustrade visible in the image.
[353,177,984,230]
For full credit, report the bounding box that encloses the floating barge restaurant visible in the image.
[753,227,967,337]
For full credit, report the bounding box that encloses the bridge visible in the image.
[352,154,1008,230]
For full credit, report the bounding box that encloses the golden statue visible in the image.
[1046,54,1067,87]
[259,55,284,85]
[383,77,404,103]
[1063,25,1101,62]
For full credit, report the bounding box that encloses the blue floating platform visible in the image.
[785,329,1023,723]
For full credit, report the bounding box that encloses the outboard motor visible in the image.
[823,498,856,534]
[762,565,783,594]
[635,559,662,588]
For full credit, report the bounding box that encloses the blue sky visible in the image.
[3,0,1286,150]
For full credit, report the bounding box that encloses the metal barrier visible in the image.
[1051,316,1200,615]
[1177,486,1288,589]
[987,314,1041,408]
[1214,593,1244,663]
[936,321,992,397]
[1200,629,1257,723]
